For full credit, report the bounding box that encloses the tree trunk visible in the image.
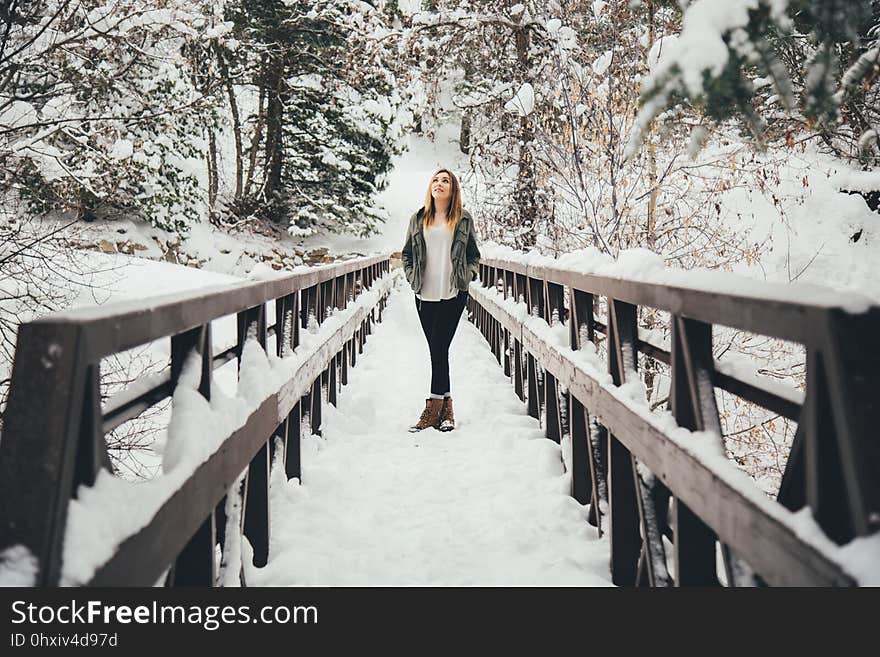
[263,55,285,219]
[460,61,474,154]
[244,56,268,200]
[515,24,537,250]
[646,0,658,251]
[207,126,218,215]
[217,47,243,202]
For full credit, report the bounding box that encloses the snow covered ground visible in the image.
[249,274,611,586]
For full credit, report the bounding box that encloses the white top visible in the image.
[417,221,458,301]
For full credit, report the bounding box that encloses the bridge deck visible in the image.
[249,276,611,586]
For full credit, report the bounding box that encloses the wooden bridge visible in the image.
[0,252,877,586]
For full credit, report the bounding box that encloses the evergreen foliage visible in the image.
[632,0,880,163]
[225,0,408,237]
[0,0,215,233]
[0,0,407,237]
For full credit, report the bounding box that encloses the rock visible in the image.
[116,241,147,255]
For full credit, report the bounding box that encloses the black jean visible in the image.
[415,289,469,396]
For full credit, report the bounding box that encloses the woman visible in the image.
[401,168,481,432]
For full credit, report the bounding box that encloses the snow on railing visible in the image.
[466,246,880,586]
[0,256,391,586]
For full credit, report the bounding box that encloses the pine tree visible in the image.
[0,0,216,233]
[225,0,408,237]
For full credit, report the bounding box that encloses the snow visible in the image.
[831,169,880,194]
[0,545,38,586]
[858,129,878,154]
[592,50,612,76]
[59,269,394,585]
[479,243,877,313]
[655,0,761,98]
[109,138,134,160]
[469,278,877,585]
[247,275,610,586]
[504,82,536,117]
[647,35,678,72]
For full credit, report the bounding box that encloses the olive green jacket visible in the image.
[401,208,481,295]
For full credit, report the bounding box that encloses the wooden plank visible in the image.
[607,300,641,586]
[670,316,722,585]
[83,292,385,585]
[0,322,86,586]
[88,396,280,586]
[472,286,855,585]
[44,255,388,363]
[479,257,869,347]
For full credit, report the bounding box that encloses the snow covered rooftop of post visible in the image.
[478,242,878,313]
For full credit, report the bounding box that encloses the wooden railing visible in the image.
[0,255,391,586]
[468,255,880,586]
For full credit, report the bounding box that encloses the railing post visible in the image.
[237,304,270,570]
[503,328,511,378]
[568,287,602,533]
[285,402,302,481]
[341,337,349,386]
[606,300,642,586]
[526,351,539,420]
[669,315,720,586]
[544,282,565,443]
[797,309,880,545]
[514,338,524,402]
[544,370,561,443]
[169,324,216,586]
[0,322,86,585]
[328,353,338,406]
[301,284,313,332]
[323,279,333,323]
[310,376,322,436]
[515,272,526,305]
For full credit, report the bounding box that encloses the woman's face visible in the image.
[431,171,453,209]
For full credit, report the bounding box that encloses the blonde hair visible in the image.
[422,168,463,231]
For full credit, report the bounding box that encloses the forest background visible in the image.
[1,0,879,491]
